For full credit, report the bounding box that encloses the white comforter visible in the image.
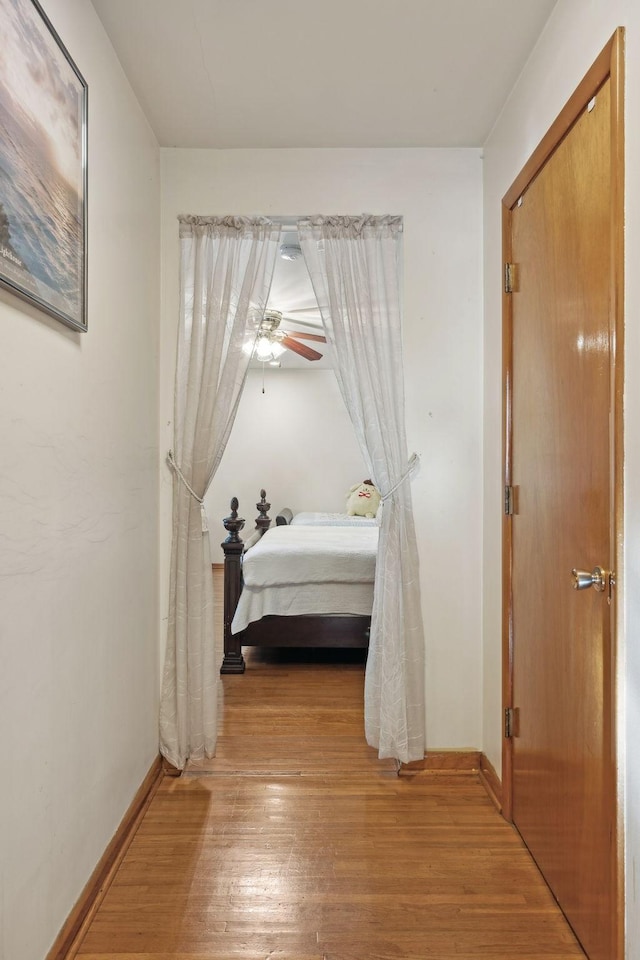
[231,524,378,633]
[241,524,378,587]
[290,511,378,527]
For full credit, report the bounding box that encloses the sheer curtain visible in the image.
[298,215,426,762]
[159,215,281,770]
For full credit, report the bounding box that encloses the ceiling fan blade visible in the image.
[281,336,323,361]
[285,330,327,343]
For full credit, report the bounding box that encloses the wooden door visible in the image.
[503,34,624,960]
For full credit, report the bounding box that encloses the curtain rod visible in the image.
[268,213,402,230]
[179,215,403,228]
[269,216,306,228]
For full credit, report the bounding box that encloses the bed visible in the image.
[220,491,377,673]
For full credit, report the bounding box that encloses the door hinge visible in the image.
[504,485,514,516]
[505,707,514,739]
[504,262,517,293]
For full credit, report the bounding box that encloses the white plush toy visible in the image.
[346,479,381,518]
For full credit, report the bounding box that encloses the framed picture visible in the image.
[0,0,87,332]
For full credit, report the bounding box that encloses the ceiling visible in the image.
[90,0,558,368]
[90,0,558,150]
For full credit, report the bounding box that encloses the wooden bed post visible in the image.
[220,497,246,674]
[255,489,271,535]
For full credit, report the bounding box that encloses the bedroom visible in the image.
[166,148,484,749]
[1,2,640,959]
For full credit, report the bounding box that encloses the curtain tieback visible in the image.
[167,450,209,532]
[380,452,421,502]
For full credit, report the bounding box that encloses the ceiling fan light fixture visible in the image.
[255,335,275,361]
[253,337,285,363]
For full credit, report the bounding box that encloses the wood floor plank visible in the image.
[75,603,584,960]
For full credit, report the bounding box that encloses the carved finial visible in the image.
[223,497,245,544]
[256,488,271,534]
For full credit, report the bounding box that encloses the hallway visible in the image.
[73,647,584,959]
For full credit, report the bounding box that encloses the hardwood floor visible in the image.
[74,645,584,960]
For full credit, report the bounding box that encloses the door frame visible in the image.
[501,28,625,956]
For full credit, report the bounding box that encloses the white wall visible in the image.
[0,2,161,958]
[482,1,640,954]
[160,147,484,749]
[207,368,368,558]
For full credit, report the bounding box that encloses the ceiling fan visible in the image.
[250,309,327,363]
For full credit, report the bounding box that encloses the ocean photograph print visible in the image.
[0,0,87,331]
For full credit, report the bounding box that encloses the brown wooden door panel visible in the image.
[508,77,617,960]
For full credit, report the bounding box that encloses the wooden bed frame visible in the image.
[220,491,371,674]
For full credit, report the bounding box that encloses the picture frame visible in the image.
[0,0,87,332]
